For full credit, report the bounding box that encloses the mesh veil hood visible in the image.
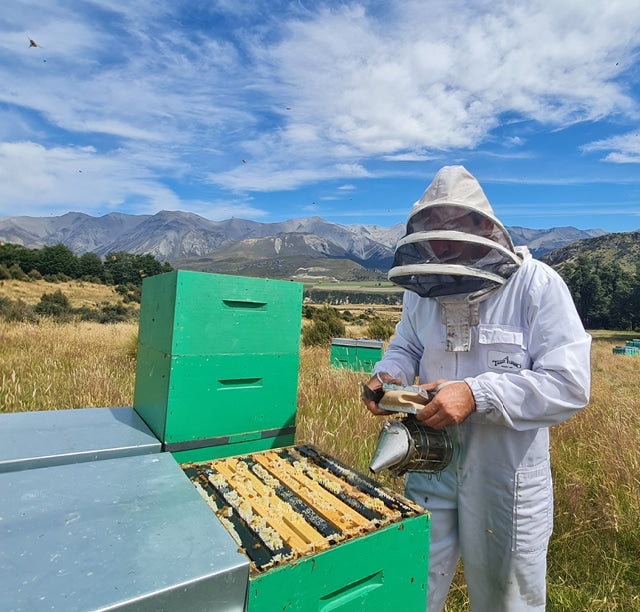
[388,166,528,298]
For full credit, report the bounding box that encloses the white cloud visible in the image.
[582,131,640,163]
[1,0,640,217]
[382,152,436,162]
[0,141,180,215]
[253,0,639,161]
[505,136,525,147]
[0,1,250,147]
[0,140,271,219]
[186,199,269,221]
[603,152,640,163]
[203,0,640,192]
[335,163,370,177]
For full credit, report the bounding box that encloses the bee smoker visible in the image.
[369,416,452,477]
[365,383,453,478]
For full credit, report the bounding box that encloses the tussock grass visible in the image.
[0,278,121,308]
[295,345,399,490]
[546,334,640,610]
[1,322,639,609]
[0,320,137,412]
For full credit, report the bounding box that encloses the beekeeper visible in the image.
[362,165,591,611]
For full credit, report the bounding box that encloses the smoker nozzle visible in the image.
[369,421,411,474]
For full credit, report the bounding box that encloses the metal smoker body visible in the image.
[368,384,453,477]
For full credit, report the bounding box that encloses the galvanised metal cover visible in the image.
[134,271,303,456]
[0,453,249,611]
[184,444,430,611]
[0,406,161,473]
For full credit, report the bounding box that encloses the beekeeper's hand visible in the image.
[415,380,475,429]
[362,372,402,415]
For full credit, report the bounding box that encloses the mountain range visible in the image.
[0,211,607,282]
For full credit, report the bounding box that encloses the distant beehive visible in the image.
[330,337,384,372]
[613,346,639,356]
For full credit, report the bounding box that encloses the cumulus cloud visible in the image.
[582,131,640,163]
[251,0,638,151]
[0,0,639,217]
[0,141,181,214]
[208,0,640,190]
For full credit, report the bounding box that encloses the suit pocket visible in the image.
[512,461,553,553]
[478,324,529,372]
[478,324,526,349]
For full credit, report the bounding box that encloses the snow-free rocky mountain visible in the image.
[0,211,606,281]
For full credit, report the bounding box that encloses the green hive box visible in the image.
[330,337,384,372]
[248,513,429,611]
[133,270,303,461]
[183,445,430,611]
[613,345,639,356]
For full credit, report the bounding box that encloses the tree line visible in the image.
[2,242,638,331]
[560,255,640,330]
[0,243,172,286]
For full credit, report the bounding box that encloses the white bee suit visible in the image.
[373,167,591,611]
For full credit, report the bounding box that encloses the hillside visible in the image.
[541,230,640,273]
[0,278,123,308]
[508,226,606,259]
[171,254,387,283]
[170,232,389,282]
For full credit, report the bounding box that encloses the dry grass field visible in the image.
[0,296,639,608]
[0,320,137,411]
[0,278,125,309]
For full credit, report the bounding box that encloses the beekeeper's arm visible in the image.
[465,269,591,430]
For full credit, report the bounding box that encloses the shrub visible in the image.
[80,275,103,284]
[43,273,71,283]
[302,319,332,346]
[312,305,346,336]
[76,307,102,322]
[0,296,36,322]
[341,309,355,322]
[366,317,395,341]
[34,289,72,321]
[8,263,29,281]
[301,305,346,346]
[97,303,135,324]
[115,283,141,304]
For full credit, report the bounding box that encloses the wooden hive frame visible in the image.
[183,444,422,574]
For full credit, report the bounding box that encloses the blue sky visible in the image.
[2,0,640,233]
